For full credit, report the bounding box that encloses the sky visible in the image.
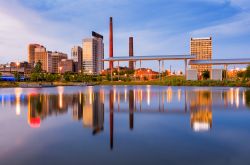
[0,0,250,71]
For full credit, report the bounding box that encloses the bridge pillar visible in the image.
[158,60,161,81]
[110,61,113,81]
[118,61,120,81]
[224,64,228,80]
[162,60,165,80]
[140,60,142,81]
[185,59,187,80]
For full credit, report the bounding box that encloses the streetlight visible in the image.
[16,62,20,68]
[59,67,62,74]
[16,62,20,73]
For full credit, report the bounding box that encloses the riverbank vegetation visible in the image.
[1,64,250,88]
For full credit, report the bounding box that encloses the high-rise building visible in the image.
[82,31,104,74]
[71,46,82,73]
[28,44,43,65]
[190,37,212,74]
[58,59,74,74]
[34,46,52,73]
[51,52,67,73]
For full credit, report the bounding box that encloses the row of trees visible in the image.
[201,65,250,80]
[237,65,250,79]
[28,61,102,82]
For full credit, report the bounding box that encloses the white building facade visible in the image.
[82,32,104,74]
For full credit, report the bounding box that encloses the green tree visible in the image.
[237,71,245,78]
[202,70,210,80]
[63,72,71,81]
[106,73,111,81]
[245,65,250,78]
[33,61,42,73]
[45,74,55,82]
[14,71,21,81]
[30,73,39,82]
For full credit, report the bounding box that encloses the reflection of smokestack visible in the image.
[129,90,134,130]
[109,17,113,69]
[129,37,134,70]
[109,90,114,150]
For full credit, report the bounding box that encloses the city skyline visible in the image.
[0,0,250,71]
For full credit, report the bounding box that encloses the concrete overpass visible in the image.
[102,55,196,80]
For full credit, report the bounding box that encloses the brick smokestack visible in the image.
[109,17,113,70]
[129,37,134,70]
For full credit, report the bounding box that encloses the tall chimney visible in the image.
[109,17,113,70]
[129,37,134,70]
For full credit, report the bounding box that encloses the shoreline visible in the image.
[1,80,250,88]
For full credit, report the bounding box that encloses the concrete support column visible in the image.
[158,60,161,81]
[118,61,120,81]
[162,60,165,79]
[185,59,187,80]
[134,61,136,81]
[224,64,228,80]
[110,62,113,81]
[140,60,142,81]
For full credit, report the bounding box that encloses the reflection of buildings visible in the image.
[72,93,84,121]
[82,88,104,135]
[187,90,212,132]
[27,93,69,127]
[191,109,212,132]
[1,87,250,149]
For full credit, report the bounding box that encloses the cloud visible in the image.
[0,0,89,63]
[0,0,250,71]
[190,12,250,37]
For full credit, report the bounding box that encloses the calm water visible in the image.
[0,86,250,165]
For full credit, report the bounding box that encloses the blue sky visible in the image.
[0,0,250,71]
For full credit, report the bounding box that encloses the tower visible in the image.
[129,37,134,70]
[109,17,113,70]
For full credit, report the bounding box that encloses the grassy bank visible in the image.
[0,82,19,88]
[0,81,99,88]
[100,79,250,87]
[1,79,250,88]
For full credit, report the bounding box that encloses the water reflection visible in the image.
[0,86,250,149]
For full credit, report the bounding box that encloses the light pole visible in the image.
[59,67,62,81]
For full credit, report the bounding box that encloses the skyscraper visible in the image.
[190,37,212,74]
[58,59,74,74]
[34,46,52,73]
[51,51,67,73]
[71,46,82,73]
[28,44,43,65]
[82,31,104,74]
